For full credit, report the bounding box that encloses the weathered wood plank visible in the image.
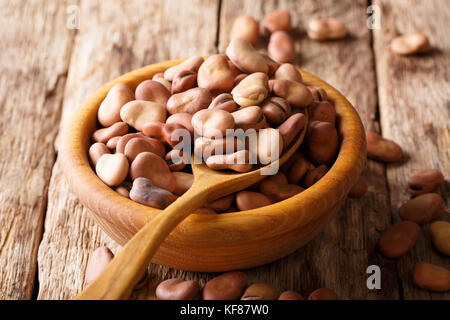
[373,0,450,300]
[37,0,220,300]
[216,0,399,299]
[0,0,77,299]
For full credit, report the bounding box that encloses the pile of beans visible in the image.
[89,12,342,213]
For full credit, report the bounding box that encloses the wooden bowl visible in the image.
[60,59,366,272]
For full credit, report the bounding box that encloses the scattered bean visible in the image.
[307,288,339,300]
[366,131,403,163]
[278,291,304,300]
[96,153,129,187]
[97,83,135,127]
[391,33,431,55]
[377,221,420,258]
[263,10,292,34]
[84,246,114,286]
[155,278,200,300]
[407,169,444,196]
[229,15,259,46]
[430,221,450,256]
[202,272,248,300]
[129,177,177,209]
[399,193,445,224]
[412,262,450,292]
[268,31,296,63]
[241,283,278,300]
[307,18,347,41]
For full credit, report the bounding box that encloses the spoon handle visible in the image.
[75,183,211,300]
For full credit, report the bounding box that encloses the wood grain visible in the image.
[0,0,77,299]
[37,0,220,300]
[373,0,450,300]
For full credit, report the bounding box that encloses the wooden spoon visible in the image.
[75,114,308,300]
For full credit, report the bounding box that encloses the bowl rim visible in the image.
[60,58,366,244]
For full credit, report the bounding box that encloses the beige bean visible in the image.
[171,70,197,94]
[307,18,347,41]
[226,38,269,74]
[263,10,292,34]
[278,291,304,300]
[261,97,291,125]
[203,272,248,300]
[231,72,269,107]
[166,87,212,115]
[115,181,132,198]
[268,31,296,63]
[303,164,328,188]
[192,109,235,138]
[366,131,403,163]
[236,191,272,210]
[164,56,204,81]
[156,279,201,300]
[135,80,170,106]
[308,288,339,300]
[278,113,306,148]
[259,51,280,76]
[173,172,194,196]
[309,101,336,124]
[399,193,445,224]
[271,79,313,108]
[194,136,245,159]
[98,83,134,127]
[165,149,186,171]
[206,194,235,212]
[92,121,129,144]
[307,85,328,102]
[391,33,431,55]
[130,152,175,192]
[106,136,121,150]
[412,262,450,292]
[208,93,238,112]
[120,100,166,131]
[124,136,165,161]
[154,77,172,93]
[407,169,444,196]
[251,128,283,165]
[378,221,420,258]
[274,63,303,83]
[232,106,267,131]
[197,54,235,94]
[141,122,164,140]
[129,177,177,209]
[430,221,450,256]
[229,15,259,45]
[206,150,253,173]
[96,153,129,187]
[241,283,278,300]
[84,246,114,286]
[89,142,110,166]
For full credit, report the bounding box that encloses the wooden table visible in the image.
[0,0,448,300]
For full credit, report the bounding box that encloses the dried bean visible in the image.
[407,169,444,196]
[98,83,134,127]
[307,121,339,165]
[278,113,306,148]
[391,33,431,55]
[231,72,269,107]
[92,121,128,144]
[274,63,303,83]
[135,80,170,106]
[309,101,336,124]
[236,191,272,210]
[430,221,450,256]
[167,87,212,115]
[120,100,166,131]
[206,150,253,173]
[164,56,204,81]
[412,262,450,292]
[89,142,110,166]
[263,10,292,34]
[308,86,328,102]
[173,172,194,196]
[229,15,259,46]
[171,70,197,94]
[124,136,165,161]
[303,165,328,188]
[197,54,235,93]
[192,109,235,138]
[308,288,339,300]
[399,193,445,224]
[165,149,186,172]
[232,106,267,131]
[130,152,175,192]
[377,221,420,258]
[307,18,347,41]
[226,38,269,74]
[203,272,248,300]
[268,31,296,63]
[261,97,291,125]
[278,291,304,300]
[84,246,114,286]
[96,153,129,187]
[129,177,177,209]
[348,175,368,198]
[271,79,313,108]
[208,93,238,113]
[241,283,278,300]
[366,131,403,163]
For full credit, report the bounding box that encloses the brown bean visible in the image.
[124,136,165,161]
[164,56,204,81]
[192,109,235,138]
[278,113,306,148]
[89,142,110,166]
[261,97,291,125]
[288,154,312,184]
[307,121,339,165]
[268,31,296,63]
[84,246,114,286]
[412,262,450,292]
[171,70,197,94]
[307,18,347,41]
[259,51,280,76]
[236,191,272,210]
[92,121,129,144]
[166,113,194,136]
[278,291,304,300]
[241,283,278,300]
[115,181,132,198]
[366,131,403,163]
[155,279,200,300]
[271,79,313,108]
[309,101,336,124]
[206,150,253,173]
[307,288,339,300]
[407,169,445,196]
[96,153,129,187]
[106,136,121,150]
[430,221,450,256]
[120,100,166,131]
[377,221,420,258]
[391,33,431,55]
[259,179,303,202]
[274,63,302,83]
[232,106,267,131]
[165,149,186,172]
[203,272,248,300]
[162,122,189,147]
[116,133,146,153]
[129,177,177,209]
[194,136,245,159]
[172,172,194,196]
[98,83,134,127]
[206,194,235,212]
[307,86,328,102]
[303,165,328,188]
[231,72,269,107]
[167,87,212,115]
[348,175,368,198]
[208,93,238,112]
[399,193,445,225]
[130,152,175,192]
[197,54,235,94]
[135,80,171,106]
[226,38,269,74]
[268,172,288,185]
[229,15,259,45]
[263,10,292,34]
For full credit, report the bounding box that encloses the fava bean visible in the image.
[164,56,204,81]
[115,181,132,198]
[274,63,303,83]
[261,97,291,125]
[89,142,110,166]
[308,288,339,300]
[236,191,272,210]
[252,128,284,165]
[116,133,146,153]
[208,93,238,112]
[259,179,303,202]
[399,193,445,224]
[307,18,347,41]
[92,121,128,144]
[206,194,235,212]
[206,150,253,173]
[98,83,135,127]
[378,221,420,258]
[106,136,121,150]
[167,87,212,115]
[259,51,280,76]
[231,72,269,107]
[303,165,328,188]
[124,136,165,161]
[192,109,235,138]
[166,112,194,136]
[84,246,114,286]
[96,153,129,187]
[278,113,306,148]
[165,149,186,172]
[173,172,194,196]
[308,86,328,102]
[241,283,278,300]
[287,154,312,184]
[203,272,248,300]
[229,15,259,46]
[129,177,177,209]
[366,131,403,163]
[232,106,267,131]
[307,121,339,165]
[268,31,296,63]
[348,175,368,198]
[271,79,313,108]
[135,80,170,106]
[430,221,450,256]
[156,279,201,300]
[120,100,166,131]
[197,54,235,93]
[407,169,444,196]
[194,136,245,159]
[171,70,197,94]
[263,10,292,34]
[412,262,450,292]
[278,291,304,300]
[309,101,336,124]
[391,33,431,55]
[130,152,175,192]
[226,38,269,74]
